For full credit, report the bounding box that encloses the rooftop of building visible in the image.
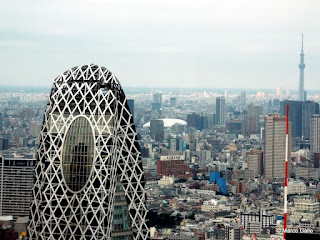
[144,119,187,128]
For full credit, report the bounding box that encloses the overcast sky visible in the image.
[1,0,319,89]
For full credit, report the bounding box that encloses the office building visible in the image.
[0,138,9,150]
[150,119,164,141]
[229,180,247,194]
[264,114,291,179]
[247,104,260,135]
[241,110,248,135]
[247,150,263,177]
[127,99,134,118]
[302,101,319,139]
[287,181,307,195]
[209,172,227,195]
[280,100,319,140]
[0,157,36,219]
[152,93,162,112]
[170,97,177,108]
[227,120,245,137]
[311,114,320,153]
[28,64,149,240]
[290,196,319,227]
[280,100,302,139]
[200,115,214,130]
[240,91,246,107]
[157,155,191,179]
[216,97,225,126]
[187,113,201,129]
[276,87,281,96]
[240,211,274,234]
[170,138,179,151]
[187,113,213,130]
[0,113,2,132]
[313,153,320,168]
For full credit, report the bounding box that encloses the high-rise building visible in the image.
[170,97,177,108]
[112,181,133,239]
[240,91,246,107]
[216,97,226,126]
[311,114,320,153]
[28,64,149,240]
[127,99,134,118]
[240,110,248,135]
[280,100,319,140]
[227,120,245,137]
[264,114,291,179]
[247,150,263,177]
[170,137,184,152]
[152,93,162,112]
[280,100,302,139]
[276,87,281,96]
[150,119,164,142]
[187,113,213,130]
[313,152,320,168]
[200,115,214,130]
[0,138,9,150]
[187,113,201,129]
[0,157,36,219]
[0,113,3,132]
[286,89,290,97]
[298,34,306,101]
[302,102,319,140]
[247,104,259,135]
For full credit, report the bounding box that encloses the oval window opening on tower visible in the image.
[62,116,95,192]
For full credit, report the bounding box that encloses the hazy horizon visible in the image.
[1,1,320,89]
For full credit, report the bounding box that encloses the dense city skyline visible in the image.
[0,74,320,239]
[1,1,320,89]
[1,1,320,239]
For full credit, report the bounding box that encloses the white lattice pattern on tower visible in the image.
[28,64,149,240]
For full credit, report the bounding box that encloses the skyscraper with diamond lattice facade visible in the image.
[28,64,149,240]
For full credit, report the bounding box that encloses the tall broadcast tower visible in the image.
[299,33,306,101]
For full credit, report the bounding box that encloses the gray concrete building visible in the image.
[0,157,36,220]
[264,114,291,179]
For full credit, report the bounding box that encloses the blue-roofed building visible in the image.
[210,172,227,195]
[216,177,227,195]
[209,172,220,184]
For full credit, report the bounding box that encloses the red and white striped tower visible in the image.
[284,104,289,240]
